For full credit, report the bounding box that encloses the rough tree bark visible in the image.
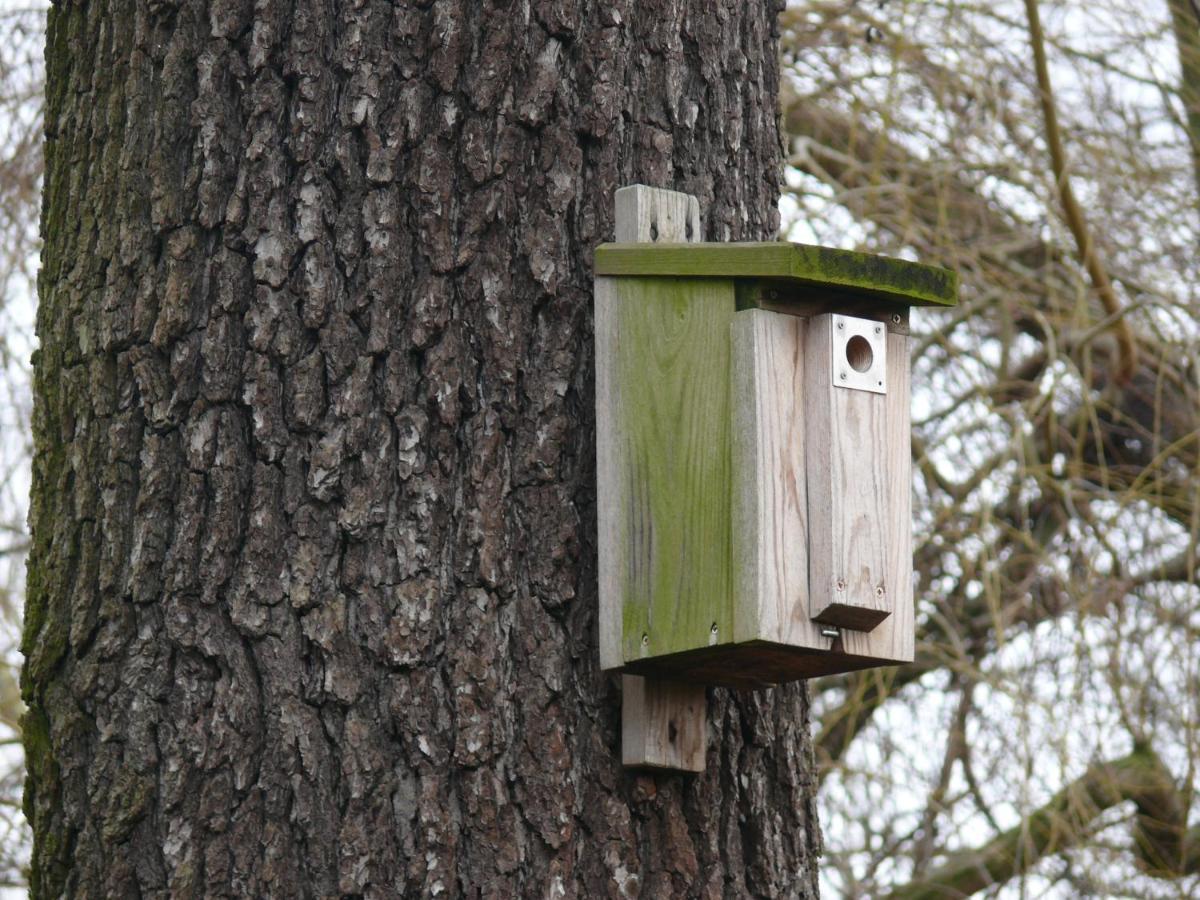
[23,0,821,897]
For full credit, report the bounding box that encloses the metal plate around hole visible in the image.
[832,313,887,394]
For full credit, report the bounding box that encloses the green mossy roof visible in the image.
[595,242,958,307]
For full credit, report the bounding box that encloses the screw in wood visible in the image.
[874,325,881,335]
[836,321,844,330]
[835,579,846,591]
[892,313,901,324]
[875,586,885,599]
[640,633,649,647]
[839,372,847,381]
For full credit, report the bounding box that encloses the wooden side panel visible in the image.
[598,184,706,671]
[620,675,707,771]
[805,314,893,631]
[599,275,737,661]
[596,274,625,672]
[731,309,830,652]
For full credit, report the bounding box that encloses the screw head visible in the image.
[641,633,649,646]
[891,313,902,324]
[839,372,847,381]
[835,579,846,592]
[836,321,844,330]
[875,586,885,598]
[710,623,719,635]
[874,325,882,335]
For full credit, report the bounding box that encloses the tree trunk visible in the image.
[23,0,820,897]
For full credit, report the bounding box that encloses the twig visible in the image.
[1022,0,1138,383]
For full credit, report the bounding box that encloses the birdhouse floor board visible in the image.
[620,640,911,689]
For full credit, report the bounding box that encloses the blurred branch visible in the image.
[909,683,973,878]
[1022,0,1137,383]
[814,652,941,771]
[782,3,1200,896]
[1169,0,1200,207]
[817,471,1197,774]
[884,746,1199,900]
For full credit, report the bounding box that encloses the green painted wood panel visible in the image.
[594,242,958,308]
[607,276,736,662]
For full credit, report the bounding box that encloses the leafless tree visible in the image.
[783,0,1200,896]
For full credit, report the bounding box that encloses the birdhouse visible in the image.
[595,241,957,688]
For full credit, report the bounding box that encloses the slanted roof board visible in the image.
[594,242,958,308]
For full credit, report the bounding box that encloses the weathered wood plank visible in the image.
[608,274,736,660]
[805,314,893,632]
[614,186,700,244]
[621,675,706,772]
[600,184,710,773]
[840,328,914,663]
[599,184,699,669]
[731,309,829,651]
[595,273,624,672]
[598,188,736,663]
[595,242,958,307]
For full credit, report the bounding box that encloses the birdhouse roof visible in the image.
[594,242,958,308]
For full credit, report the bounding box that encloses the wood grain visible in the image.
[595,272,624,671]
[610,274,736,659]
[600,185,711,773]
[731,309,830,652]
[805,314,894,631]
[598,188,736,664]
[614,186,700,244]
[621,675,707,772]
[730,309,914,670]
[840,329,914,662]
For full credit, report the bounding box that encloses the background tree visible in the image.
[19,0,823,897]
[782,1,1200,896]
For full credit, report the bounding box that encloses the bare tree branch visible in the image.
[884,747,1198,900]
[1023,0,1137,383]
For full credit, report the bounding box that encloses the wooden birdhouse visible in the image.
[595,207,957,693]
